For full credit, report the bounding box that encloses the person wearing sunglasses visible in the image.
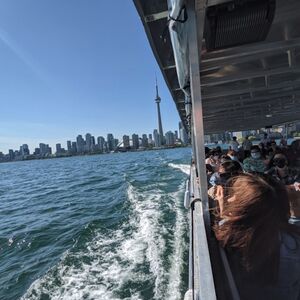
[266,152,300,186]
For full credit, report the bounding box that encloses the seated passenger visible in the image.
[227,150,239,162]
[208,160,242,199]
[214,174,300,300]
[205,150,221,171]
[243,145,266,173]
[266,152,300,186]
[287,140,300,168]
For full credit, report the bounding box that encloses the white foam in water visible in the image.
[22,181,187,300]
[166,183,188,300]
[125,184,167,299]
[168,163,190,175]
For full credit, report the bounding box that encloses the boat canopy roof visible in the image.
[134,0,300,134]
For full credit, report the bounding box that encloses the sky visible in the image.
[0,1,180,153]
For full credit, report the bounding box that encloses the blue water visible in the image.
[0,148,191,300]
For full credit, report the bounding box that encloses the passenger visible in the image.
[287,140,300,167]
[229,136,239,152]
[208,160,242,199]
[227,150,240,162]
[206,164,214,185]
[243,145,266,173]
[280,138,288,149]
[258,142,267,158]
[220,154,231,163]
[270,140,279,153]
[287,184,300,226]
[214,174,300,300]
[266,152,300,185]
[205,150,221,171]
[261,132,270,146]
[241,136,252,158]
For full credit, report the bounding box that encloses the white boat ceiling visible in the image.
[134,0,300,134]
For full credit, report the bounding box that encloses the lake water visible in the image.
[0,148,191,300]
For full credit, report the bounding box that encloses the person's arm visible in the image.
[215,185,225,217]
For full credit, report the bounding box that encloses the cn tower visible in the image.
[155,78,164,144]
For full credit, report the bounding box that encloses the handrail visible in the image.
[184,165,217,300]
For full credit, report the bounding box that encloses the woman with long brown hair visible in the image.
[214,173,300,300]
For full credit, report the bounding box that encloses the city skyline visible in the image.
[0,1,180,154]
[0,124,189,162]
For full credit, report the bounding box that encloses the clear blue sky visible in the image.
[0,1,180,153]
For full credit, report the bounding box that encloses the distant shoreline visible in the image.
[0,145,191,164]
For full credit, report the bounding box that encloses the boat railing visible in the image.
[184,164,217,300]
[185,163,242,300]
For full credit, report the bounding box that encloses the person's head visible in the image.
[258,142,265,150]
[227,150,239,161]
[206,164,214,175]
[271,152,288,169]
[217,160,243,183]
[245,136,249,140]
[211,150,220,161]
[250,145,261,159]
[232,136,237,141]
[270,140,277,150]
[205,147,210,156]
[215,146,222,153]
[291,140,300,152]
[264,133,268,138]
[220,155,231,163]
[214,174,294,283]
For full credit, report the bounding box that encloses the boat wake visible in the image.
[168,163,190,175]
[22,181,188,300]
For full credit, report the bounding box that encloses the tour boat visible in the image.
[134,0,300,299]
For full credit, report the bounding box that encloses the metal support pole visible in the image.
[187,0,210,224]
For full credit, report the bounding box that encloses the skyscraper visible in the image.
[107,134,114,151]
[141,134,148,148]
[155,78,164,145]
[165,131,175,146]
[76,135,85,153]
[85,133,92,152]
[56,143,62,154]
[132,134,139,149]
[153,129,161,147]
[67,141,72,152]
[179,122,189,145]
[123,135,130,149]
[97,136,105,153]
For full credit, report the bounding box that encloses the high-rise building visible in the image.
[97,136,105,153]
[20,144,30,156]
[71,142,77,153]
[132,134,139,149]
[123,135,130,149]
[141,134,148,148]
[107,134,114,151]
[85,133,92,152]
[67,141,72,152]
[8,149,14,160]
[76,135,85,153]
[155,78,164,145]
[174,130,179,140]
[179,122,189,145]
[153,129,161,147]
[114,139,119,150]
[148,133,154,146]
[39,143,51,156]
[34,148,40,156]
[56,143,62,154]
[165,131,175,146]
[91,136,96,151]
